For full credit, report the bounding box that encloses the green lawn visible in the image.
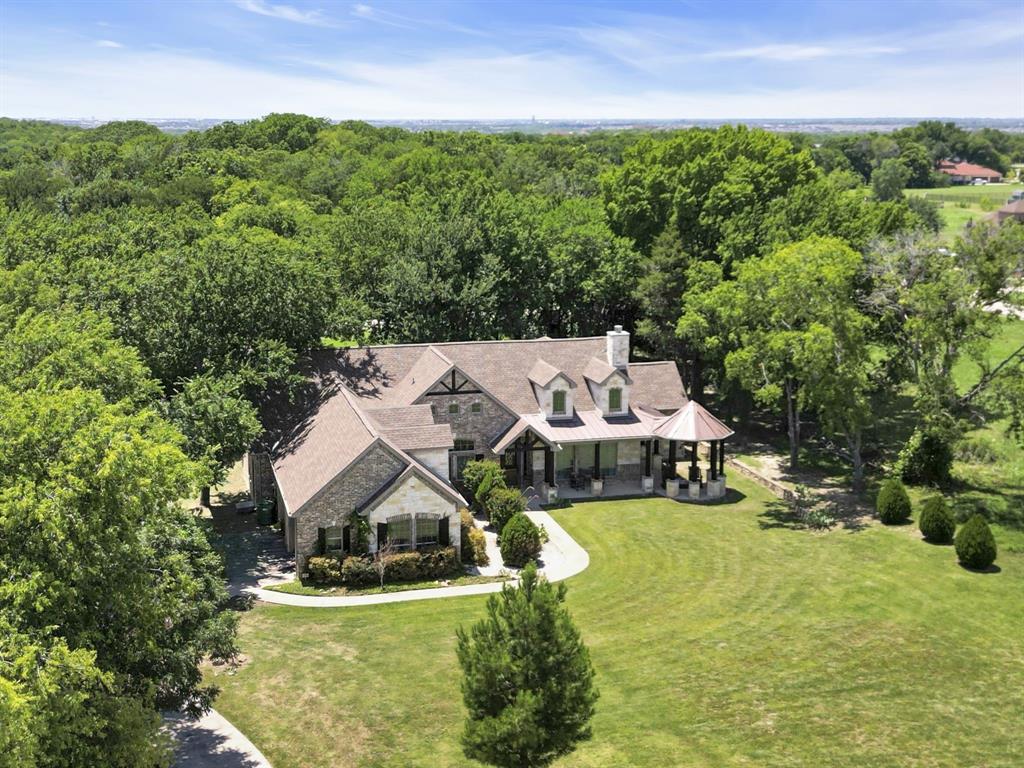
[210,477,1024,768]
[906,183,1022,242]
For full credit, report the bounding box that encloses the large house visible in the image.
[249,326,732,572]
[937,160,1002,184]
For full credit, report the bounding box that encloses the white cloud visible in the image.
[702,43,901,62]
[3,46,1021,121]
[95,39,123,48]
[234,0,335,27]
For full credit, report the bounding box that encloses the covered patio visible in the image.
[497,401,734,504]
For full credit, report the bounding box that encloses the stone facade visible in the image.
[533,373,576,420]
[415,386,515,462]
[365,472,460,554]
[586,369,631,417]
[293,442,405,573]
[408,447,449,480]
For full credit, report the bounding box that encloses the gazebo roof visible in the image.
[653,400,734,442]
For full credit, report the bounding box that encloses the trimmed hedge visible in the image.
[487,486,525,533]
[463,459,506,513]
[460,508,489,566]
[954,514,997,570]
[919,496,955,544]
[896,428,953,487]
[876,477,912,525]
[500,513,542,568]
[306,546,461,587]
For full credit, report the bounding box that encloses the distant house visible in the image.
[937,160,1002,184]
[248,326,732,573]
[993,199,1024,225]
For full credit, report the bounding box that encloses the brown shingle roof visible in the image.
[329,336,687,415]
[527,358,575,388]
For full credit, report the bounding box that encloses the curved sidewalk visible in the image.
[166,708,272,768]
[244,509,588,608]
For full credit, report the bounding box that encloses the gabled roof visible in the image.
[366,405,454,451]
[269,386,379,514]
[937,160,1001,178]
[582,356,631,385]
[358,462,465,514]
[527,358,576,388]
[328,336,685,415]
[653,400,734,442]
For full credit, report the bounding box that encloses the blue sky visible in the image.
[2,1,1022,120]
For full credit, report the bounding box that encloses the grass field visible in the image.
[906,183,1022,242]
[209,477,1024,768]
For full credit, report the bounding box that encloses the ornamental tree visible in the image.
[456,564,598,768]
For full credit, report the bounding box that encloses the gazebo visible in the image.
[653,400,735,500]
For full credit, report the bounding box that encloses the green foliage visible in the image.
[919,496,956,544]
[456,564,598,767]
[311,548,461,587]
[463,459,507,513]
[870,158,911,201]
[954,514,997,570]
[499,514,542,568]
[166,372,262,489]
[487,486,526,533]
[896,427,954,487]
[460,508,490,566]
[876,477,912,524]
[307,555,343,584]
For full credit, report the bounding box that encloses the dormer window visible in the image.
[608,387,623,413]
[552,390,567,415]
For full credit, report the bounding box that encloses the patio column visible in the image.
[644,439,652,476]
[689,442,699,481]
[544,446,554,486]
[668,439,677,474]
[709,441,718,481]
[593,442,601,477]
[719,440,726,476]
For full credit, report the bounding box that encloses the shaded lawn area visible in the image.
[209,477,1024,768]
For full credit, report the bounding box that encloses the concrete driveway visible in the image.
[165,710,272,768]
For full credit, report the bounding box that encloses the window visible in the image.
[608,387,622,412]
[324,525,344,553]
[552,390,566,415]
[415,515,439,546]
[386,515,413,550]
[453,439,475,451]
[500,449,518,469]
[448,402,459,415]
[471,402,482,414]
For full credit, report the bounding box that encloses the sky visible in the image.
[1,0,1022,121]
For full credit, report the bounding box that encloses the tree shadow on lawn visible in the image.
[959,562,1003,575]
[758,497,871,534]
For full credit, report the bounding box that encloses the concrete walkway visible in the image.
[245,509,588,608]
[165,709,272,768]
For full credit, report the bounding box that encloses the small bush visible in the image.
[463,460,506,512]
[487,486,526,533]
[919,496,956,544]
[307,555,342,584]
[468,526,489,566]
[413,546,462,579]
[460,509,491,566]
[896,428,953,487]
[876,477,912,524]
[385,551,424,582]
[954,514,997,570]
[500,514,542,568]
[340,556,377,587]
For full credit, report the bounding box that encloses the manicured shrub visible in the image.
[460,508,491,567]
[876,477,912,524]
[340,556,377,587]
[896,427,953,487]
[415,546,462,578]
[384,551,424,582]
[463,459,507,513]
[487,486,526,533]
[918,496,956,544]
[307,555,342,584]
[955,514,997,570]
[500,513,542,568]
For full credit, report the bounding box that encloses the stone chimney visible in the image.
[606,325,629,368]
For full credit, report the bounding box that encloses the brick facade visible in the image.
[415,387,516,462]
[293,442,405,573]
